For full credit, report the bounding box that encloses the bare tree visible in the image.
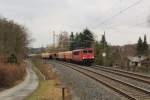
[57,31,70,51]
[0,17,29,63]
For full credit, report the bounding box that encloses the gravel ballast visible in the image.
[50,61,126,100]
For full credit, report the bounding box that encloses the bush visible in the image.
[0,62,26,87]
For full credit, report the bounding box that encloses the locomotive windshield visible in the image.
[88,50,93,53]
[83,50,88,53]
[83,50,93,53]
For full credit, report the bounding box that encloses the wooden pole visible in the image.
[62,88,65,100]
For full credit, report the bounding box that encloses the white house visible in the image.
[127,56,147,67]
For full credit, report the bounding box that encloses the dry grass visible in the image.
[27,58,71,100]
[27,80,70,100]
[0,62,26,88]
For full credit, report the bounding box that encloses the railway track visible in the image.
[63,62,150,86]
[56,61,150,100]
[94,65,150,84]
[62,62,150,86]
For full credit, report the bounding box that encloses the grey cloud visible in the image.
[0,0,150,47]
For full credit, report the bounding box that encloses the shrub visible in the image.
[0,62,26,87]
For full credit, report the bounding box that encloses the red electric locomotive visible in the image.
[72,48,94,65]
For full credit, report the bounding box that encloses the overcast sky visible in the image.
[0,0,150,47]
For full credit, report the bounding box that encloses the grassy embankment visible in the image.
[26,58,71,100]
[0,62,26,90]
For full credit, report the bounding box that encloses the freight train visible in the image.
[41,48,94,65]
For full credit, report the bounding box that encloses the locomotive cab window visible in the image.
[83,50,88,53]
[73,51,79,55]
[88,50,93,53]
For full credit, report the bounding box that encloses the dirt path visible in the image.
[0,60,39,100]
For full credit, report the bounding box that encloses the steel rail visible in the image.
[55,61,150,100]
[95,65,150,81]
[92,66,150,84]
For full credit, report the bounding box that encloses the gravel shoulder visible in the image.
[0,60,39,100]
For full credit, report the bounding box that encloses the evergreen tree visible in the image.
[82,28,94,48]
[101,34,106,44]
[137,37,143,55]
[69,32,75,50]
[78,32,84,48]
[71,28,94,49]
[143,35,149,54]
[100,33,107,49]
[74,33,80,49]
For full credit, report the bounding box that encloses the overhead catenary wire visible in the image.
[96,0,144,27]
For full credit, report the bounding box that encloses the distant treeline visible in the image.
[0,17,29,63]
[43,28,149,68]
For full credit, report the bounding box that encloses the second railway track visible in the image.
[94,65,150,84]
[64,62,150,89]
[55,61,150,100]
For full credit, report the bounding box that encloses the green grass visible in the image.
[25,59,62,100]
